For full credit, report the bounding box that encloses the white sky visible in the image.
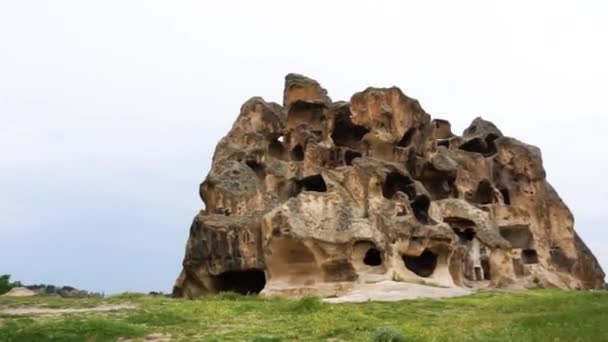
[0,0,606,293]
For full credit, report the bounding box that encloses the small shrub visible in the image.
[0,274,13,295]
[372,327,406,342]
[288,295,324,313]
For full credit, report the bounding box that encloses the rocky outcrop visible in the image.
[173,74,605,298]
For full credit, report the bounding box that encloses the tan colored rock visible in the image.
[173,75,605,298]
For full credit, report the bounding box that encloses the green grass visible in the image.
[0,289,607,341]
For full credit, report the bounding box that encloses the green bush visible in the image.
[0,274,13,295]
[372,327,406,342]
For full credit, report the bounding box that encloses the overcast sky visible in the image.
[1,1,606,293]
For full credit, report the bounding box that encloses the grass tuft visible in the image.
[251,337,282,342]
[287,295,325,313]
[215,291,248,300]
[372,327,406,342]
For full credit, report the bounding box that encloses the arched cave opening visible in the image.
[363,248,382,266]
[344,150,362,166]
[397,127,416,148]
[500,188,511,205]
[245,160,266,180]
[297,174,327,192]
[382,172,415,199]
[214,270,266,295]
[403,250,438,278]
[522,249,539,264]
[292,145,305,161]
[472,180,494,204]
[411,195,432,224]
[331,112,370,148]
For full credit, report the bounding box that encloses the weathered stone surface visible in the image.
[173,75,605,298]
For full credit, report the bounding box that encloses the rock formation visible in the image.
[173,74,605,298]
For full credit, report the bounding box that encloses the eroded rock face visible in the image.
[173,74,605,298]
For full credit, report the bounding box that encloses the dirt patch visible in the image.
[0,304,135,316]
[323,280,472,303]
[1,287,37,297]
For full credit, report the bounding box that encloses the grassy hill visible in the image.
[1,289,607,341]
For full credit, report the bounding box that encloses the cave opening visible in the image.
[459,138,484,153]
[269,138,286,160]
[397,127,416,147]
[458,134,498,157]
[499,226,533,249]
[297,174,327,192]
[500,188,511,205]
[363,248,382,266]
[214,270,266,295]
[424,177,456,200]
[437,139,450,148]
[403,250,438,277]
[472,180,495,204]
[481,259,491,280]
[331,112,370,148]
[453,227,476,242]
[522,249,539,264]
[287,101,325,129]
[344,150,362,166]
[382,172,415,199]
[411,195,432,224]
[245,160,266,180]
[444,217,477,242]
[292,145,305,161]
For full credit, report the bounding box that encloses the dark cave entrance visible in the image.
[382,172,415,199]
[403,250,438,278]
[269,137,287,160]
[458,134,498,156]
[453,227,476,242]
[292,145,305,161]
[522,249,539,264]
[297,174,327,192]
[331,111,369,149]
[344,150,362,166]
[411,195,432,224]
[245,160,266,180]
[424,177,456,200]
[500,188,511,205]
[363,248,383,266]
[397,127,416,148]
[215,270,266,294]
[471,180,494,204]
[481,259,491,280]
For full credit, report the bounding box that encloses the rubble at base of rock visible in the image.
[173,74,605,298]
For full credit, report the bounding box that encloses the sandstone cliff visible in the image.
[173,74,605,298]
